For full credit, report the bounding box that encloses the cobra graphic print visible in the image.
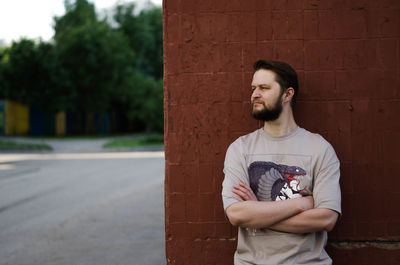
[248,161,311,201]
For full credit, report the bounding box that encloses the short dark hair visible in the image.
[253,60,299,106]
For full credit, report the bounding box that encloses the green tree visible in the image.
[114,3,163,79]
[0,46,7,98]
[54,0,97,42]
[1,39,37,103]
[54,0,135,114]
[118,73,163,132]
[0,0,164,134]
[35,42,73,111]
[0,39,70,112]
[113,3,163,132]
[139,6,163,80]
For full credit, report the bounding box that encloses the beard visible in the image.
[251,96,283,122]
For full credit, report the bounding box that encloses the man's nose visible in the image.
[252,88,261,98]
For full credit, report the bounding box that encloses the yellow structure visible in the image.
[55,111,66,136]
[5,100,29,136]
[0,101,4,134]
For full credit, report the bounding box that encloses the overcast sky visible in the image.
[0,0,162,45]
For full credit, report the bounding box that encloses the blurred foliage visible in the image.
[0,0,163,133]
[115,3,163,79]
[0,40,71,111]
[0,47,6,98]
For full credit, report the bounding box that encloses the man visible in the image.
[222,60,341,265]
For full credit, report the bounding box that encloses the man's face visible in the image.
[250,69,284,121]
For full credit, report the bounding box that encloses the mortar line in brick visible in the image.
[328,240,400,250]
[241,40,244,74]
[302,11,305,71]
[186,221,216,224]
[302,39,382,44]
[313,37,400,41]
[397,38,399,70]
[296,99,352,103]
[304,70,345,73]
[361,98,400,102]
[177,11,182,44]
[347,75,353,173]
[177,11,274,15]
[178,71,243,75]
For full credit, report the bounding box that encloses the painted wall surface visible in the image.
[163,0,400,264]
[5,100,29,136]
[0,100,5,135]
[56,111,67,136]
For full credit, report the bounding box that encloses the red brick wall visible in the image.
[163,0,400,264]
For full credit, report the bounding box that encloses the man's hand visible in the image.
[299,195,314,211]
[232,182,258,201]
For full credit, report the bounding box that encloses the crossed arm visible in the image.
[225,183,339,233]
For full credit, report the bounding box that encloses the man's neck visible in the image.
[263,107,297,137]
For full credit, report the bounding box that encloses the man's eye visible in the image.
[251,87,256,91]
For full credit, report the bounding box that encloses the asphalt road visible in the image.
[0,152,165,265]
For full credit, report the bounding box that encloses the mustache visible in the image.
[251,100,265,105]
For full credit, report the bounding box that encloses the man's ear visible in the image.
[283,87,295,103]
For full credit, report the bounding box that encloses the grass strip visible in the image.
[104,134,164,148]
[0,140,53,150]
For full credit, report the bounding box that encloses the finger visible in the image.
[238,188,255,198]
[234,184,251,194]
[232,188,247,199]
[238,183,258,201]
[233,195,243,202]
[233,189,251,201]
[239,183,254,194]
